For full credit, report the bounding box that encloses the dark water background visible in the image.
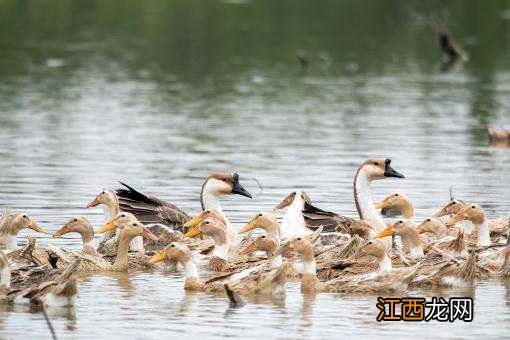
[0,0,510,338]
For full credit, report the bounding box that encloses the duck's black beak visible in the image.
[384,159,405,179]
[231,173,252,199]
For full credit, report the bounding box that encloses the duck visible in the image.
[289,236,415,294]
[375,219,424,260]
[316,239,392,280]
[438,32,468,63]
[100,173,251,243]
[343,220,376,240]
[0,209,46,250]
[488,127,510,147]
[274,191,314,240]
[0,250,80,307]
[96,212,145,254]
[183,217,235,272]
[71,220,158,272]
[53,217,100,256]
[446,204,491,247]
[375,192,414,223]
[240,212,280,238]
[149,241,286,293]
[416,217,448,238]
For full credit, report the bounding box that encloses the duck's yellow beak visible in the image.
[445,216,460,227]
[434,208,448,218]
[29,220,46,234]
[149,249,167,264]
[53,225,70,238]
[184,225,201,238]
[375,226,393,238]
[97,220,116,233]
[375,200,389,209]
[183,213,205,230]
[240,219,258,234]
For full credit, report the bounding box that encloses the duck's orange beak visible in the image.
[29,220,46,234]
[446,215,460,227]
[97,220,116,233]
[85,197,100,208]
[416,225,425,234]
[53,225,70,238]
[149,248,167,264]
[240,218,258,234]
[375,226,393,238]
[184,225,201,238]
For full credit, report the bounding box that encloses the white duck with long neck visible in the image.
[354,158,405,232]
[200,173,252,243]
[280,191,311,240]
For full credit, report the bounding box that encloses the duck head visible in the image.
[289,236,314,261]
[375,219,415,239]
[435,199,466,218]
[9,213,46,235]
[85,190,115,208]
[275,191,311,210]
[240,212,278,234]
[359,158,405,181]
[119,221,158,242]
[375,192,413,218]
[240,234,279,256]
[183,209,225,238]
[53,217,94,239]
[353,240,387,260]
[149,242,192,265]
[416,217,447,235]
[203,173,252,199]
[446,204,485,227]
[96,212,137,234]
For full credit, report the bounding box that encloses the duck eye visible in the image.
[121,214,125,217]
[368,241,372,245]
[398,221,403,224]
[261,235,266,238]
[394,193,399,196]
[205,221,210,225]
[297,237,302,241]
[170,244,175,248]
[374,162,379,166]
[471,205,476,209]
[73,218,78,222]
[22,215,27,219]
[101,191,105,194]
[258,213,262,217]
[426,218,431,222]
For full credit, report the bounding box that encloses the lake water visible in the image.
[1,0,510,339]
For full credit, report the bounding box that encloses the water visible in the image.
[1,0,510,338]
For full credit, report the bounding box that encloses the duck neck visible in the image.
[268,254,283,269]
[476,218,491,247]
[401,205,414,221]
[378,254,392,271]
[183,258,199,280]
[0,265,10,289]
[212,242,229,261]
[302,257,317,276]
[5,234,17,250]
[282,197,306,238]
[112,235,132,270]
[354,168,385,231]
[403,230,423,259]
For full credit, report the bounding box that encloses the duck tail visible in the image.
[457,247,477,285]
[224,284,245,307]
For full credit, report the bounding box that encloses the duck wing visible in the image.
[302,202,353,233]
[116,182,190,229]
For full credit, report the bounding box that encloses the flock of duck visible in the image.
[1,158,509,308]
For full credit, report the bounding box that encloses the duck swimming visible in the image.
[375,192,414,223]
[53,217,100,256]
[0,209,46,250]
